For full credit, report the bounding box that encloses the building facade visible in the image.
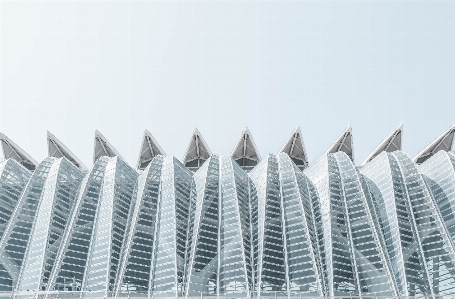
[0,125,454,297]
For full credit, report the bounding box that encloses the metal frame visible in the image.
[277,126,309,170]
[359,123,402,167]
[182,128,212,171]
[413,123,455,165]
[47,131,88,173]
[0,132,38,171]
[136,130,166,171]
[324,125,354,163]
[93,130,123,163]
[231,127,261,172]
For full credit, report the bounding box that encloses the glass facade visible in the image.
[360,151,455,297]
[0,158,57,291]
[0,159,31,243]
[185,155,254,297]
[0,160,31,290]
[48,157,111,291]
[115,156,165,294]
[248,153,321,297]
[419,151,455,244]
[0,129,455,298]
[81,157,137,294]
[16,158,84,292]
[305,152,395,297]
[116,155,193,297]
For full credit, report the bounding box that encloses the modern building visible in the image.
[249,153,322,297]
[116,155,193,297]
[184,154,254,297]
[0,125,454,298]
[305,126,396,297]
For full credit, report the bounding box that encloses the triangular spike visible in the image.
[93,130,123,164]
[359,123,402,167]
[413,123,455,165]
[182,128,212,172]
[325,125,354,162]
[231,127,261,172]
[0,132,38,171]
[136,130,166,170]
[277,126,309,170]
[47,131,88,173]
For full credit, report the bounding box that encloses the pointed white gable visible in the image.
[325,125,354,162]
[137,130,166,170]
[359,124,402,167]
[278,126,309,170]
[182,128,212,171]
[93,130,123,163]
[231,127,261,171]
[414,123,455,165]
[48,131,88,173]
[0,133,38,171]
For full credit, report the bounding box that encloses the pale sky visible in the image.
[1,0,454,168]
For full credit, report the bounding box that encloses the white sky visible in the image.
[1,0,455,167]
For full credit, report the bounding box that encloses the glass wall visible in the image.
[361,151,455,297]
[81,157,137,294]
[0,145,455,298]
[305,152,395,297]
[16,158,84,292]
[0,158,56,291]
[185,155,254,297]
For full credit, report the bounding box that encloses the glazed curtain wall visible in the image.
[0,150,455,297]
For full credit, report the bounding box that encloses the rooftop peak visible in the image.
[93,130,123,163]
[0,133,38,171]
[359,123,402,166]
[182,128,212,171]
[137,130,166,170]
[414,123,455,165]
[325,125,354,162]
[47,131,88,173]
[277,126,309,170]
[231,127,261,172]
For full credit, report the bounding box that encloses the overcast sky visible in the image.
[1,0,455,168]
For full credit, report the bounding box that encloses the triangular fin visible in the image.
[93,130,123,163]
[359,123,402,166]
[414,123,455,165]
[137,130,166,170]
[231,127,261,172]
[182,128,212,171]
[0,132,38,171]
[325,125,354,162]
[47,131,88,173]
[277,126,309,170]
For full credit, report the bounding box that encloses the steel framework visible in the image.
[0,125,452,298]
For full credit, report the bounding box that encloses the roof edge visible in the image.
[359,123,402,167]
[230,127,262,161]
[47,131,88,173]
[0,132,38,169]
[413,123,455,164]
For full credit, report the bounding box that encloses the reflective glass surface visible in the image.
[361,151,455,297]
[149,156,193,296]
[0,158,56,291]
[305,152,395,297]
[82,157,137,293]
[115,156,164,293]
[419,151,455,244]
[185,155,253,297]
[48,157,111,291]
[0,145,454,298]
[248,153,321,296]
[0,159,31,290]
[17,158,84,291]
